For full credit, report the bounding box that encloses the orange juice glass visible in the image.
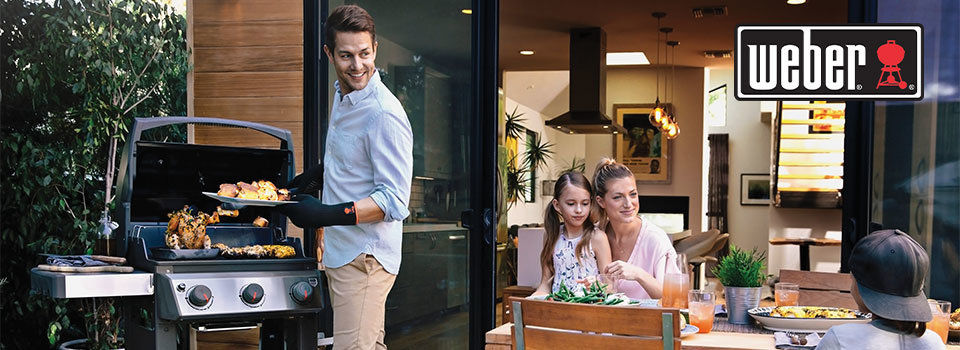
[927,300,950,344]
[662,273,690,309]
[775,282,800,307]
[688,290,716,333]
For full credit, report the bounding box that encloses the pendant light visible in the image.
[664,39,681,139]
[648,12,667,128]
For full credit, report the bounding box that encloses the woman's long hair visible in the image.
[591,158,635,232]
[541,172,597,276]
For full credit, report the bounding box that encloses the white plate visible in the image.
[748,306,871,332]
[680,324,699,338]
[203,192,296,207]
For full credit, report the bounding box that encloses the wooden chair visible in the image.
[687,233,729,289]
[778,269,859,309]
[510,297,681,350]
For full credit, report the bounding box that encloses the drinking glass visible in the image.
[775,282,800,307]
[662,273,691,309]
[688,290,716,333]
[597,274,620,294]
[927,299,950,344]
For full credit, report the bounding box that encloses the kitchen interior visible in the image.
[498,0,959,334]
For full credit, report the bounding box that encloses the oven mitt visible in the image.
[286,164,324,196]
[277,194,357,228]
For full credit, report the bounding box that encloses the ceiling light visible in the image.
[519,50,535,56]
[603,125,609,129]
[460,8,472,14]
[786,0,806,4]
[607,52,650,65]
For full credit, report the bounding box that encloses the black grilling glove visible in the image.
[286,164,324,196]
[277,194,357,228]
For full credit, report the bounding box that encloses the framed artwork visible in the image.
[741,173,771,205]
[613,104,670,183]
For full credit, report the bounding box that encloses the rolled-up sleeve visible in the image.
[367,110,413,222]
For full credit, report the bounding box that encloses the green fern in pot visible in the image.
[711,245,767,324]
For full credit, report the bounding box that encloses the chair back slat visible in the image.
[510,297,682,350]
[779,269,858,309]
[519,327,681,350]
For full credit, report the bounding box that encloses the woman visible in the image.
[593,158,681,299]
[815,229,944,349]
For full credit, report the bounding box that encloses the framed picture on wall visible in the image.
[613,104,670,183]
[741,173,771,205]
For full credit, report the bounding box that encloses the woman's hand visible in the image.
[604,260,649,282]
[604,260,663,298]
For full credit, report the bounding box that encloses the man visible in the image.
[279,5,412,349]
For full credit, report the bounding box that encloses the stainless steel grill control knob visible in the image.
[290,281,313,304]
[241,283,264,305]
[188,285,212,308]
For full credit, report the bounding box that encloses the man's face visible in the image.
[324,31,377,95]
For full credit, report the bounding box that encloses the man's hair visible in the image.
[325,5,376,50]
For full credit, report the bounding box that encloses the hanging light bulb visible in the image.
[648,12,666,127]
[666,119,680,139]
[665,39,681,140]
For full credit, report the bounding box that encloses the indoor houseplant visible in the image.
[711,245,767,324]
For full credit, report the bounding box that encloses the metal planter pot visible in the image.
[725,286,761,325]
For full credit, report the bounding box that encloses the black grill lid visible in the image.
[114,117,296,256]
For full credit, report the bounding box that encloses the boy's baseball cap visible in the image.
[849,229,932,322]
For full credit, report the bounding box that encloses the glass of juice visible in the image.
[662,273,691,309]
[775,282,800,307]
[927,299,950,344]
[688,290,716,333]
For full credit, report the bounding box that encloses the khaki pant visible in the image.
[325,254,397,350]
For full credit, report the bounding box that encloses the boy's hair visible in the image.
[541,172,597,277]
[325,5,376,50]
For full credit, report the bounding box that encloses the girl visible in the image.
[534,172,612,296]
[593,158,681,299]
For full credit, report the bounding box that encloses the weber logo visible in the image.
[736,25,922,100]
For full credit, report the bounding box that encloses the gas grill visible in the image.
[114,117,325,349]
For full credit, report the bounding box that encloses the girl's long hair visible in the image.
[591,158,635,232]
[541,172,597,276]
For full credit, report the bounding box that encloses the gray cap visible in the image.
[849,229,932,322]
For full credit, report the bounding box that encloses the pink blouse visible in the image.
[616,220,681,299]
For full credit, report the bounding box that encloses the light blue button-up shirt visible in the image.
[322,70,412,274]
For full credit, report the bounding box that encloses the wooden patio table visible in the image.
[769,237,842,271]
[485,321,960,349]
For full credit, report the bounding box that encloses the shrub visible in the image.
[1,0,189,348]
[711,245,767,288]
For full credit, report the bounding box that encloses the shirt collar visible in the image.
[335,69,381,105]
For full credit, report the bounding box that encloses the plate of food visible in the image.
[749,306,871,332]
[949,307,960,339]
[204,180,295,206]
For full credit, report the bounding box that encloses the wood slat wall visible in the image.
[188,1,307,345]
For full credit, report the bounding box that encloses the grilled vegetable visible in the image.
[546,280,626,306]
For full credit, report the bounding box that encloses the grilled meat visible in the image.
[216,244,296,259]
[217,183,239,198]
[165,206,216,249]
[216,206,239,217]
[253,216,269,227]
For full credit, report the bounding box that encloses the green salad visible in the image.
[546,280,639,306]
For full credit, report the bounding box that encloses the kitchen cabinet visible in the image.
[385,226,469,329]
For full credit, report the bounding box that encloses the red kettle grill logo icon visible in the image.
[877,40,908,89]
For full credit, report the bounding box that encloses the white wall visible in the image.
[584,66,706,236]
[502,71,586,225]
[705,68,772,257]
[707,69,842,274]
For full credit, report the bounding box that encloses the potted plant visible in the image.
[710,245,767,324]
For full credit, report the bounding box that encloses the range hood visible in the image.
[545,28,626,134]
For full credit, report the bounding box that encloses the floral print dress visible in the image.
[551,227,599,294]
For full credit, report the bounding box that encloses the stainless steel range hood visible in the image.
[545,27,626,134]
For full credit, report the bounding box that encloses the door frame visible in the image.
[306,0,500,347]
